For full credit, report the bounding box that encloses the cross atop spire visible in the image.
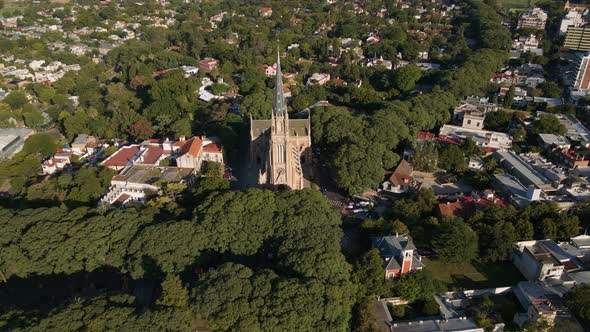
[273,44,286,116]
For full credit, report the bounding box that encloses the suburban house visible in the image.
[382,159,413,194]
[41,152,73,175]
[372,234,424,279]
[306,73,331,86]
[198,57,219,73]
[71,134,98,156]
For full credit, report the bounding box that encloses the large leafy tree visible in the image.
[433,221,478,263]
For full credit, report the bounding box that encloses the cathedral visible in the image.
[249,50,312,190]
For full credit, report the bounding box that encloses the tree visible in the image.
[533,114,566,135]
[393,64,422,92]
[21,133,58,159]
[438,144,466,173]
[538,81,561,98]
[503,86,515,108]
[413,140,438,172]
[353,249,391,298]
[127,117,155,140]
[416,188,437,215]
[433,221,478,263]
[157,274,188,308]
[2,91,28,110]
[395,270,444,302]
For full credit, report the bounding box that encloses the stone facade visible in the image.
[250,50,312,190]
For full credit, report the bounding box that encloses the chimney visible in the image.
[179,135,186,142]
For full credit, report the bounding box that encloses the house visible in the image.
[260,7,273,17]
[71,134,97,155]
[371,234,424,279]
[306,73,330,86]
[264,63,277,77]
[181,65,199,77]
[382,159,413,194]
[41,152,72,175]
[198,57,219,73]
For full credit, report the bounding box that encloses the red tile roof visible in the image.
[178,137,202,157]
[203,142,222,153]
[140,146,163,164]
[388,160,413,187]
[102,146,140,167]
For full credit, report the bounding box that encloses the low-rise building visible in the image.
[382,159,413,194]
[306,73,331,86]
[372,234,424,279]
[517,8,548,30]
[0,128,35,160]
[71,134,98,156]
[198,57,219,73]
[41,152,72,175]
[439,125,512,151]
[101,165,195,208]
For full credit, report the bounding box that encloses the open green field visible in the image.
[424,258,525,290]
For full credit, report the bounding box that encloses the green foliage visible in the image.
[21,133,58,159]
[413,140,438,172]
[393,64,422,92]
[353,249,391,298]
[537,81,561,98]
[394,270,444,302]
[533,113,566,135]
[438,144,466,173]
[433,221,478,263]
[503,86,515,108]
[2,91,28,110]
[157,274,188,308]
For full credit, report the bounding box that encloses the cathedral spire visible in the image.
[273,44,286,116]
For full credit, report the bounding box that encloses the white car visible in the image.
[352,208,368,213]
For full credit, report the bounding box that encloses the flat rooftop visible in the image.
[112,165,193,185]
[392,318,482,332]
[495,151,552,187]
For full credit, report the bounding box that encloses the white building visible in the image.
[439,125,512,151]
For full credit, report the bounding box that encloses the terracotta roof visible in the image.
[388,160,413,187]
[102,146,140,167]
[139,146,163,165]
[417,131,436,140]
[178,137,202,157]
[438,201,469,217]
[203,142,222,153]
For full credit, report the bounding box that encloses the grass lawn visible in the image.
[423,258,525,290]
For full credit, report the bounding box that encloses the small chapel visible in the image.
[249,49,312,190]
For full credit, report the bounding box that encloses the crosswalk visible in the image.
[328,199,345,208]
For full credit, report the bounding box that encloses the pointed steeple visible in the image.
[273,45,286,116]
